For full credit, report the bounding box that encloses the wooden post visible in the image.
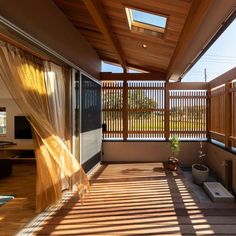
[123,79,128,141]
[164,82,170,140]
[206,88,211,140]
[225,159,233,191]
[225,82,231,148]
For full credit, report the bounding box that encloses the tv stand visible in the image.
[0,143,34,158]
[0,141,16,146]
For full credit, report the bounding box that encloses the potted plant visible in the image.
[192,141,209,185]
[168,135,180,171]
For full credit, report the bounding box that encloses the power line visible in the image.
[205,54,236,59]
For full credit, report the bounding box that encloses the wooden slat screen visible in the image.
[169,90,207,139]
[230,80,236,147]
[210,85,225,139]
[127,81,165,139]
[208,68,236,148]
[102,81,207,140]
[102,81,123,139]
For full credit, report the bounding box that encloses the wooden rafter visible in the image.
[101,57,166,75]
[166,0,214,81]
[100,72,166,81]
[83,0,127,69]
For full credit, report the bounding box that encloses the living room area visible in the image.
[0,74,36,234]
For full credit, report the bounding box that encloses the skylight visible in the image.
[132,9,167,29]
[125,8,167,35]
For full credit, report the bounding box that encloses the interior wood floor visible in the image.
[0,163,36,236]
[33,162,236,235]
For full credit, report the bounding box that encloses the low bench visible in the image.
[204,182,234,202]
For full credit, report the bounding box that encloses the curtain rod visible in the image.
[0,31,48,61]
[0,16,101,85]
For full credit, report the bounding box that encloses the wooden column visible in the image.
[206,88,211,140]
[225,159,233,191]
[164,83,170,140]
[224,82,231,148]
[123,80,128,141]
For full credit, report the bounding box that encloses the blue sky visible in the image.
[132,9,167,28]
[102,19,236,82]
[182,19,236,82]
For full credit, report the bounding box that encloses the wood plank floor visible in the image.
[33,163,236,235]
[0,163,36,236]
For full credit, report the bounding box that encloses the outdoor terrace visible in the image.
[23,162,236,235]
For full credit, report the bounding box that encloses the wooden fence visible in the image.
[102,79,208,140]
[169,89,207,139]
[127,81,165,139]
[209,67,236,148]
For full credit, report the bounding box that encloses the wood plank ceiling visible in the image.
[53,0,214,79]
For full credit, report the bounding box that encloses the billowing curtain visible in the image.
[44,61,69,191]
[0,41,89,212]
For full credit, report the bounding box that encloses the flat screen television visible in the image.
[14,116,32,139]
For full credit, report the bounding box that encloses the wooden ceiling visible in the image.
[53,0,234,80]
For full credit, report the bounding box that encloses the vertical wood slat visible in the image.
[208,89,211,139]
[232,81,236,145]
[210,85,225,141]
[225,82,231,148]
[164,83,170,140]
[123,80,128,140]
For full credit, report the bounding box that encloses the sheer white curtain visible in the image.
[0,42,89,212]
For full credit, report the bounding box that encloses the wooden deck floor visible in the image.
[0,163,36,236]
[32,162,236,235]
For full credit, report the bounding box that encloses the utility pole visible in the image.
[204,68,207,82]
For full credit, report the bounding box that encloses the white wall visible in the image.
[102,141,204,166]
[81,128,102,164]
[207,143,236,192]
[0,77,33,145]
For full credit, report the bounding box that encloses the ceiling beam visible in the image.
[83,0,127,69]
[166,0,214,81]
[101,57,166,74]
[100,72,166,81]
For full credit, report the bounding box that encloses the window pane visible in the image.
[132,10,167,28]
[0,107,6,135]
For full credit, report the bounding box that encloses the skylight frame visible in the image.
[125,7,168,34]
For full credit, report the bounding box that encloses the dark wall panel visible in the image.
[81,74,101,133]
[82,152,101,173]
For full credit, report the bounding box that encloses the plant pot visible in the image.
[168,157,178,171]
[192,164,209,185]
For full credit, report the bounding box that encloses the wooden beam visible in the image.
[209,131,225,143]
[83,0,127,69]
[0,31,47,60]
[166,0,214,81]
[101,57,165,74]
[209,67,236,89]
[168,82,208,90]
[100,72,166,81]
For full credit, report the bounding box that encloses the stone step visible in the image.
[204,182,235,202]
